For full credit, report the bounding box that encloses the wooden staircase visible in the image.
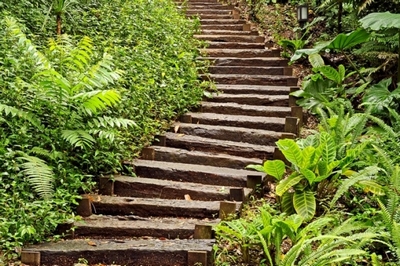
[21,0,299,265]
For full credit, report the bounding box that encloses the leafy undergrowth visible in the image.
[213,1,400,265]
[0,0,207,262]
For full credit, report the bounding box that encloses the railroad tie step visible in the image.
[206,42,266,49]
[99,175,252,201]
[187,14,233,19]
[206,92,289,106]
[203,73,298,86]
[172,122,287,146]
[215,84,291,95]
[201,29,259,36]
[163,132,275,159]
[201,48,280,58]
[139,145,263,169]
[199,101,291,117]
[200,56,289,66]
[131,159,264,187]
[22,239,215,266]
[74,215,219,239]
[186,112,285,131]
[199,19,246,25]
[87,194,229,218]
[209,65,291,75]
[195,34,264,43]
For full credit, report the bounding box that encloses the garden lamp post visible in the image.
[297,4,309,28]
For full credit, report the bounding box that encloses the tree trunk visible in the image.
[337,0,343,33]
[56,14,62,35]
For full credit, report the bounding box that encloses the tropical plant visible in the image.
[359,12,400,81]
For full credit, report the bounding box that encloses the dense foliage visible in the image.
[0,0,205,261]
[214,1,400,265]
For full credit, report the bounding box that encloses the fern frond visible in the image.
[367,114,396,138]
[0,103,42,129]
[61,129,96,148]
[18,154,54,199]
[330,166,381,207]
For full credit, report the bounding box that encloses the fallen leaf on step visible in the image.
[178,134,185,137]
[87,240,97,246]
[184,194,192,201]
[174,124,180,133]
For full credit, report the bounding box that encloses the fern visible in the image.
[330,166,381,207]
[17,154,54,199]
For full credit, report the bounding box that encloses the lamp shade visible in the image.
[297,4,309,23]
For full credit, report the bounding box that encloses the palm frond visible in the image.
[73,90,121,115]
[0,103,42,129]
[4,16,51,70]
[18,154,54,199]
[88,116,136,129]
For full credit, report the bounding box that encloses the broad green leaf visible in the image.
[301,168,317,185]
[301,146,316,169]
[338,64,345,81]
[317,161,328,176]
[276,173,303,196]
[319,132,336,164]
[293,191,316,221]
[290,41,330,62]
[281,192,295,215]
[276,139,303,168]
[246,164,265,173]
[327,29,370,51]
[315,65,341,84]
[360,12,400,31]
[308,53,324,68]
[263,160,286,180]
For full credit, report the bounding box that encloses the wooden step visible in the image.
[90,194,225,218]
[200,101,291,117]
[133,159,262,187]
[188,5,234,10]
[200,19,246,25]
[187,112,286,131]
[24,239,215,266]
[141,145,263,169]
[195,34,264,43]
[206,41,266,49]
[165,132,275,159]
[111,175,247,201]
[186,9,232,15]
[200,57,289,66]
[188,14,233,19]
[202,48,280,57]
[204,74,297,86]
[174,122,285,146]
[75,215,218,239]
[201,24,244,31]
[209,65,290,75]
[207,92,289,106]
[201,30,258,36]
[216,84,291,95]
